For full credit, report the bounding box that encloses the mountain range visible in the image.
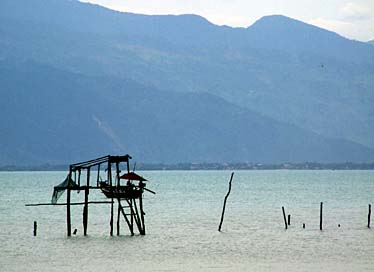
[0,0,374,165]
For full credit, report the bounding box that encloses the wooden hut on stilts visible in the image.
[49,154,155,237]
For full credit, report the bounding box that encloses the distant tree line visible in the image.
[1,162,374,171]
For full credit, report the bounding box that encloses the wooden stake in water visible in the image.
[218,172,234,232]
[368,204,371,229]
[320,202,323,231]
[33,221,37,236]
[287,214,291,226]
[282,207,288,229]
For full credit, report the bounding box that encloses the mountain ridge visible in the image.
[1,60,373,165]
[1,0,374,164]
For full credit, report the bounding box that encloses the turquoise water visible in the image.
[1,170,374,271]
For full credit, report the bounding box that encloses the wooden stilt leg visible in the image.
[139,195,145,235]
[117,199,121,235]
[83,186,89,236]
[130,199,134,233]
[67,187,71,237]
[110,198,114,236]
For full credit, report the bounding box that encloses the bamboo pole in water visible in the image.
[368,204,371,229]
[320,202,323,231]
[218,172,234,232]
[282,207,288,230]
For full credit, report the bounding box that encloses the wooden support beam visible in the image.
[108,162,112,186]
[130,199,134,233]
[117,199,121,236]
[97,164,101,187]
[69,186,108,190]
[67,188,71,236]
[116,162,121,187]
[78,169,81,186]
[83,204,87,235]
[139,195,146,235]
[26,201,113,207]
[116,162,121,236]
[67,168,72,237]
[83,168,90,236]
[71,155,111,169]
[108,161,114,236]
[110,199,114,236]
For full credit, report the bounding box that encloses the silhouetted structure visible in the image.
[51,155,154,236]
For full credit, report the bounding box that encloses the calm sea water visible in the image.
[1,170,374,271]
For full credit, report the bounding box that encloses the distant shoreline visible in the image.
[1,162,374,171]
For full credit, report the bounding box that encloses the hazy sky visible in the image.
[81,0,374,41]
